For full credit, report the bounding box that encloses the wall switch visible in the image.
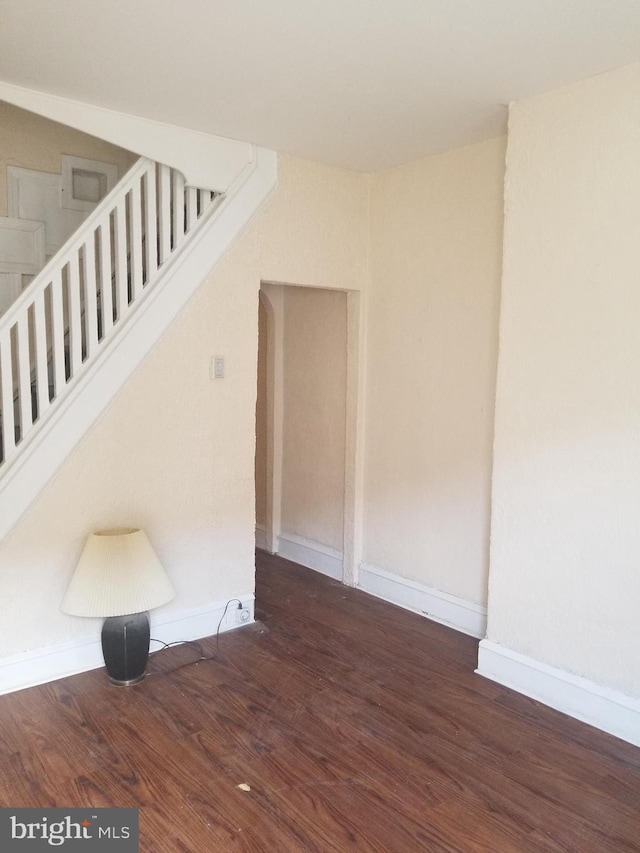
[210,356,225,379]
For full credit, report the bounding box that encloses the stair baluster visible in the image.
[0,158,220,465]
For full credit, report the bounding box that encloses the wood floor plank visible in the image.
[0,551,637,851]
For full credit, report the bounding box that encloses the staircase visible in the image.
[0,149,277,541]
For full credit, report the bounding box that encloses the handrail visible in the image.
[0,157,218,465]
[0,158,150,337]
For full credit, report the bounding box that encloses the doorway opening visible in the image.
[255,282,363,586]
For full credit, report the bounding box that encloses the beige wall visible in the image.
[255,155,370,290]
[0,101,137,216]
[0,114,505,659]
[488,63,640,697]
[364,136,506,605]
[0,153,369,656]
[3,73,637,711]
[281,286,347,551]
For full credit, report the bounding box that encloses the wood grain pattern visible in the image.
[0,551,638,851]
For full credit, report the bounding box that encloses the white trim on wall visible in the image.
[342,290,366,588]
[0,594,254,697]
[255,524,267,552]
[358,562,487,639]
[259,284,284,556]
[0,147,278,543]
[0,80,253,193]
[277,532,344,581]
[476,640,640,749]
[257,283,364,590]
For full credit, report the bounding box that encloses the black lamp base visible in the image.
[101,612,150,686]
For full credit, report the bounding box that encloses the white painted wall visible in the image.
[488,63,640,698]
[364,137,506,605]
[0,153,369,658]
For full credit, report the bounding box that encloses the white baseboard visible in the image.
[0,593,254,697]
[277,532,343,581]
[255,524,267,551]
[476,640,640,749]
[358,562,487,639]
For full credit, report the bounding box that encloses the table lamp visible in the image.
[61,528,175,685]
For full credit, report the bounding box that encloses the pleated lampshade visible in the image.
[61,528,175,617]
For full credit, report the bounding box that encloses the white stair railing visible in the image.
[0,157,219,467]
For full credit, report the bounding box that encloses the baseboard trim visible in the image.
[358,562,487,639]
[0,593,254,697]
[277,532,343,581]
[476,640,640,748]
[255,524,267,551]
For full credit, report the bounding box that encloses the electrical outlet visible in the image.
[235,608,251,624]
[220,603,251,631]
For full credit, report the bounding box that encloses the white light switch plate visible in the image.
[210,356,225,379]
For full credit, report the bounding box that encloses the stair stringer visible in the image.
[0,146,278,543]
[0,80,253,192]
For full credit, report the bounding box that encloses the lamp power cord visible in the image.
[145,599,244,679]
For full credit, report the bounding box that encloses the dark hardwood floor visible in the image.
[0,552,638,851]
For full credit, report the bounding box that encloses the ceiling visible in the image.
[1,0,640,172]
